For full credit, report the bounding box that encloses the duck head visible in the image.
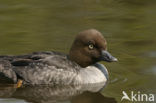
[69,29,117,67]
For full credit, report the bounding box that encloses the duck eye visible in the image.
[88,44,94,50]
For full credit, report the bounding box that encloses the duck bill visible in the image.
[100,50,118,62]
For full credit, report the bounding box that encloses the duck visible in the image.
[0,29,117,86]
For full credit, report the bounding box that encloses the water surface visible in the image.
[0,0,156,103]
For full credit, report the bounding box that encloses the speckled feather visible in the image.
[0,51,83,85]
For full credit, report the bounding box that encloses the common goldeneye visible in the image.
[0,29,117,86]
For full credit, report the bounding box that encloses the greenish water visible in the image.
[0,0,156,103]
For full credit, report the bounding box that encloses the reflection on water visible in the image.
[0,84,116,103]
[0,0,156,103]
[72,92,116,103]
[0,98,28,103]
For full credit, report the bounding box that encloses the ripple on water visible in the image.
[110,77,128,84]
[147,51,156,58]
[143,66,156,75]
[150,66,156,75]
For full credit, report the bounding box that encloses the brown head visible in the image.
[69,29,117,67]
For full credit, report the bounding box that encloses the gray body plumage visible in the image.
[0,51,108,85]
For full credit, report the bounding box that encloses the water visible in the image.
[0,0,156,103]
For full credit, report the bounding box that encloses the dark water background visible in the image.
[0,0,156,103]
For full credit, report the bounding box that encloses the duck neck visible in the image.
[69,48,95,68]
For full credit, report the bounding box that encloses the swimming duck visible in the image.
[0,29,117,86]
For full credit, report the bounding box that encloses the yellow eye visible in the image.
[88,44,94,50]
